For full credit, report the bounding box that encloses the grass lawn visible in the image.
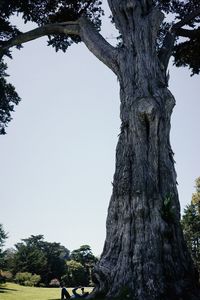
[0,283,93,300]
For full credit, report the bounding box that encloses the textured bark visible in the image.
[90,1,200,300]
[1,1,200,299]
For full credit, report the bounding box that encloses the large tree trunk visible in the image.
[91,1,199,300]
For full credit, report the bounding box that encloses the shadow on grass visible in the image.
[0,286,18,293]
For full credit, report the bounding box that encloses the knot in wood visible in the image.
[137,97,159,121]
[118,0,136,11]
[119,0,153,11]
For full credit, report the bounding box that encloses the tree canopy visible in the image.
[0,0,200,134]
[70,244,98,266]
[12,235,69,285]
[2,235,97,287]
[0,224,8,270]
[181,177,200,274]
[69,245,98,286]
[63,259,89,286]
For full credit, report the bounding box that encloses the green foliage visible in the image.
[192,177,200,214]
[70,245,98,286]
[30,274,42,287]
[0,61,21,134]
[0,1,103,53]
[0,0,199,134]
[4,237,96,287]
[162,194,175,222]
[15,272,41,286]
[62,260,88,287]
[70,245,98,266]
[0,224,8,269]
[154,0,200,73]
[0,1,103,134]
[12,235,69,286]
[181,177,200,273]
[0,224,8,249]
[3,248,17,272]
[13,242,47,277]
[0,274,6,284]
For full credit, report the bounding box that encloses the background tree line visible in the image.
[181,177,200,274]
[1,180,199,288]
[0,233,98,287]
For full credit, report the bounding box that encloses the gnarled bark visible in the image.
[1,1,199,299]
[91,1,200,299]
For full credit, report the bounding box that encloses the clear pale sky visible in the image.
[1,3,200,256]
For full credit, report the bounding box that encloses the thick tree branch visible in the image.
[0,18,119,75]
[172,7,200,30]
[158,7,200,71]
[175,27,200,39]
[0,21,80,59]
[79,17,119,75]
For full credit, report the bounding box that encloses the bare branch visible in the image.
[79,17,119,75]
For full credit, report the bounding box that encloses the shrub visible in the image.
[15,272,41,286]
[0,270,13,282]
[49,278,60,287]
[39,282,46,287]
[15,272,32,285]
[62,260,88,287]
[0,274,6,284]
[30,274,41,286]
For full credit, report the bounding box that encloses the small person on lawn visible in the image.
[61,283,70,299]
[71,287,89,298]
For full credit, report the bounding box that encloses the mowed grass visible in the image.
[0,283,93,300]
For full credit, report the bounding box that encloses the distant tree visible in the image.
[192,177,200,214]
[70,245,98,267]
[41,241,68,285]
[0,224,8,270]
[12,235,69,286]
[182,178,200,274]
[70,245,98,285]
[3,248,17,272]
[13,239,47,276]
[62,260,88,287]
